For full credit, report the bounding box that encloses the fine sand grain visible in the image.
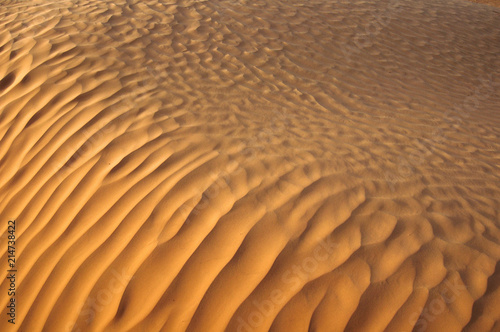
[0,0,499,331]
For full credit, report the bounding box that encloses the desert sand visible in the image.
[0,0,499,331]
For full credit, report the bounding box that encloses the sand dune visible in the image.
[0,0,499,331]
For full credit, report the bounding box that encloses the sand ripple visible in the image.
[0,0,499,331]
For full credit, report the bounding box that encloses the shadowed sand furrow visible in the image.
[0,0,499,331]
[20,151,221,331]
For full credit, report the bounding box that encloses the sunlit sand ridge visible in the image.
[0,0,499,331]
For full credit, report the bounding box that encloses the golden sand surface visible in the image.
[0,0,499,331]
[468,0,500,7]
